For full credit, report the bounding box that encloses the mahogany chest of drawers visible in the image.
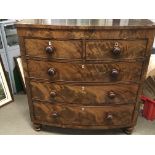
[16,19,155,134]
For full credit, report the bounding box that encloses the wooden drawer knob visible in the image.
[48,68,56,76]
[110,69,119,78]
[50,91,57,97]
[45,46,55,54]
[112,46,121,56]
[108,91,116,99]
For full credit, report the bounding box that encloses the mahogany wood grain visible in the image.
[27,60,143,83]
[18,37,36,122]
[33,101,134,126]
[86,40,147,60]
[30,81,139,105]
[17,29,154,40]
[25,39,83,60]
[16,19,155,134]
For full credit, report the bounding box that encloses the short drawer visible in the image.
[33,102,134,126]
[30,81,139,105]
[25,39,83,59]
[28,60,143,82]
[86,40,147,60]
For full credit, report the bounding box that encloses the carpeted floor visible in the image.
[0,94,155,135]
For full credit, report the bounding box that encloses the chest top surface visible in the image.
[16,19,155,30]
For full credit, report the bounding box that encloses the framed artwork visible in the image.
[14,56,26,92]
[0,56,13,107]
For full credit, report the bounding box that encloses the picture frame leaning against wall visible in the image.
[0,55,13,108]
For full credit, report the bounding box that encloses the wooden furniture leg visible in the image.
[122,126,134,135]
[33,123,42,131]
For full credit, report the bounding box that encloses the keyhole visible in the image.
[49,41,52,46]
[82,86,85,91]
[81,107,85,111]
[114,42,119,47]
[82,65,85,69]
[82,86,86,94]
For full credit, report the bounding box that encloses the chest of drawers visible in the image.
[16,19,155,134]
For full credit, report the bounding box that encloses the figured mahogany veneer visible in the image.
[30,81,138,105]
[16,19,155,134]
[25,39,83,60]
[27,60,143,82]
[86,40,147,60]
[33,102,134,127]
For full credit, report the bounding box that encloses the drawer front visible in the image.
[25,39,83,59]
[33,102,134,126]
[28,60,142,82]
[30,81,139,105]
[86,40,147,60]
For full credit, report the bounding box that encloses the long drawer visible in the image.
[30,81,139,105]
[25,39,83,59]
[86,40,147,60]
[33,102,134,126]
[27,60,143,82]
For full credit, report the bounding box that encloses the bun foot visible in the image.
[122,127,134,135]
[33,123,42,131]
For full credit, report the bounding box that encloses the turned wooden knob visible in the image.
[111,69,119,78]
[106,114,113,120]
[112,46,121,56]
[52,112,59,118]
[50,91,57,97]
[45,45,55,54]
[48,68,56,76]
[108,91,116,99]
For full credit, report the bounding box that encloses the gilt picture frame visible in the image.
[0,56,13,107]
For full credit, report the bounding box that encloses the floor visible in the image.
[0,94,155,135]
